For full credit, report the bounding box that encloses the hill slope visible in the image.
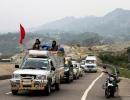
[34,8,130,36]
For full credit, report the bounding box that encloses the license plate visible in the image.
[22,79,31,85]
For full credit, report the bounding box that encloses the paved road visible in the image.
[0,70,129,100]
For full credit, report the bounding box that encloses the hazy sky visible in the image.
[0,0,130,32]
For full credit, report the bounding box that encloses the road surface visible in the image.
[0,69,129,100]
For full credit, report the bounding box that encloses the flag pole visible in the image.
[19,24,26,61]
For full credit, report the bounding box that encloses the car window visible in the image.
[86,60,95,63]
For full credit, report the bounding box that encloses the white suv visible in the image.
[10,51,62,95]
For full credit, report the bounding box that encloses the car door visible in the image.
[69,64,73,79]
[50,61,56,84]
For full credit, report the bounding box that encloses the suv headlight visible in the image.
[36,75,47,80]
[13,74,21,79]
[65,68,69,72]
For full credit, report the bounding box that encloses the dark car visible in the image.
[64,61,74,83]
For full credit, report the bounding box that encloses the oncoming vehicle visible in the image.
[10,50,64,95]
[84,55,97,73]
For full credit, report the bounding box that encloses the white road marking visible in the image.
[81,72,104,100]
[5,92,12,95]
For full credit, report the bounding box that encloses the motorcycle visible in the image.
[102,71,120,98]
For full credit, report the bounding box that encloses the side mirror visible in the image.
[51,67,55,71]
[15,65,19,68]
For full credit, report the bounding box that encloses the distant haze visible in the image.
[0,0,130,32]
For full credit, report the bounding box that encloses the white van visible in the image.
[84,55,97,72]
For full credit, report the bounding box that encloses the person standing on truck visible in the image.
[50,40,58,51]
[32,39,41,50]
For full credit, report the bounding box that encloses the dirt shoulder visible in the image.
[119,77,130,97]
[0,63,15,79]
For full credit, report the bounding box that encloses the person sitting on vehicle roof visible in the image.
[50,40,58,51]
[32,39,41,50]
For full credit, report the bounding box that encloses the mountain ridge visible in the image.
[34,8,130,35]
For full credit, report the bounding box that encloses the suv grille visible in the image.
[20,74,36,79]
[87,66,94,68]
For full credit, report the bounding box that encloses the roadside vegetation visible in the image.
[98,51,130,78]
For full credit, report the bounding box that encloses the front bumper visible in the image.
[84,68,97,72]
[64,71,69,79]
[10,79,48,90]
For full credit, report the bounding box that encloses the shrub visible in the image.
[98,52,128,66]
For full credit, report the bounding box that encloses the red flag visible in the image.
[19,24,26,44]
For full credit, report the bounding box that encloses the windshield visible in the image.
[21,59,49,70]
[64,64,69,69]
[86,60,95,64]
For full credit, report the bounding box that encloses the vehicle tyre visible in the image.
[12,90,18,95]
[80,73,83,77]
[71,78,73,82]
[75,75,78,80]
[84,71,87,73]
[105,88,111,98]
[73,75,76,80]
[70,75,74,82]
[65,78,69,83]
[55,82,60,91]
[77,74,80,79]
[45,83,51,95]
[110,87,115,97]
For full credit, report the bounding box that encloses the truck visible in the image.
[10,50,65,95]
[84,55,97,73]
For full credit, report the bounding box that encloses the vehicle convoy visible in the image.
[102,71,120,98]
[63,57,74,83]
[84,55,97,72]
[10,50,65,95]
[72,60,80,79]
